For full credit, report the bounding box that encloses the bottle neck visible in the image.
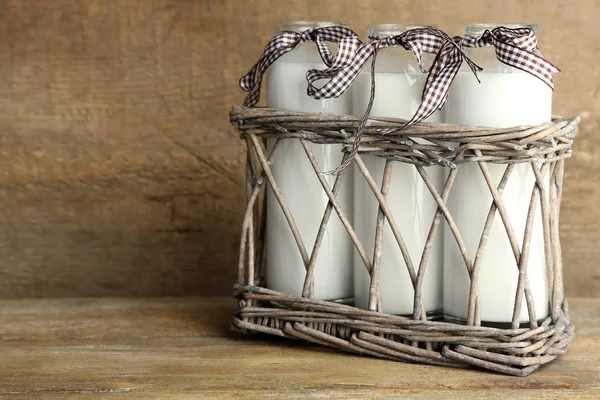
[367,24,436,39]
[462,23,538,36]
[362,25,439,73]
[461,24,542,69]
[278,21,348,33]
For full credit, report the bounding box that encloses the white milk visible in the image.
[443,26,552,324]
[353,26,443,316]
[265,22,353,301]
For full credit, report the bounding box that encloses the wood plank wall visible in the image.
[0,0,598,297]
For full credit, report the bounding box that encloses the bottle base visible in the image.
[327,297,355,306]
[376,309,443,321]
[425,309,444,321]
[443,312,548,328]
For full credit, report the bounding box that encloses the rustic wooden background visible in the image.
[0,0,598,297]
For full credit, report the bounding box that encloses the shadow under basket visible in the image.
[229,106,579,376]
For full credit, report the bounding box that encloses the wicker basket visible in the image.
[230,105,579,376]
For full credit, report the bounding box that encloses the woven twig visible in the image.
[230,106,579,376]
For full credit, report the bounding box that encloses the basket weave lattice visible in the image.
[230,106,579,376]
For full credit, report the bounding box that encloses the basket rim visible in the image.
[230,106,579,132]
[230,106,579,167]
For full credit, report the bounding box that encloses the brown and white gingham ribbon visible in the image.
[306,28,448,99]
[239,26,358,107]
[459,26,559,88]
[305,28,479,173]
[410,27,560,135]
[239,26,560,174]
[308,26,560,173]
[406,26,560,127]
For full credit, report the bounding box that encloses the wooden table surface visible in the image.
[0,297,598,399]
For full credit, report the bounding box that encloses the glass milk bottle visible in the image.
[353,25,443,316]
[265,21,353,302]
[444,24,551,324]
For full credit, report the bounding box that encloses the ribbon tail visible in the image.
[323,48,378,175]
[447,36,483,84]
[307,40,372,100]
[403,42,463,129]
[493,40,559,90]
[463,56,483,84]
[314,35,336,66]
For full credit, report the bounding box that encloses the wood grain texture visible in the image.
[0,0,598,297]
[0,297,599,398]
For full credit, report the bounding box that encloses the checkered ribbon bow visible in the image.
[309,26,560,173]
[459,26,560,88]
[412,27,559,128]
[239,26,358,107]
[305,28,476,173]
[306,28,448,100]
